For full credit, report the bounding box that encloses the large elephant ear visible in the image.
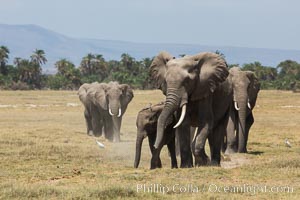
[190,52,229,100]
[78,83,90,103]
[149,51,175,95]
[94,83,108,110]
[120,84,134,106]
[245,71,260,106]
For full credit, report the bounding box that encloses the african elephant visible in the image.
[134,102,178,169]
[78,82,101,135]
[149,51,232,169]
[224,67,260,154]
[79,81,134,142]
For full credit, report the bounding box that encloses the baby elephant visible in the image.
[134,102,178,169]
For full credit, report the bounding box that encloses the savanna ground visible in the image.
[0,90,299,200]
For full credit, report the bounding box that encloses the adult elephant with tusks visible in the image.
[149,51,232,169]
[79,81,134,142]
[224,67,260,154]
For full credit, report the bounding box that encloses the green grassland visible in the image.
[0,90,299,199]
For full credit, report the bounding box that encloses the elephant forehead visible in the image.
[167,58,195,69]
[233,75,250,86]
[107,87,122,94]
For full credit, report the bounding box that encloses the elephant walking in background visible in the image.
[224,67,260,154]
[134,102,178,169]
[78,81,134,142]
[149,51,231,169]
[78,82,100,136]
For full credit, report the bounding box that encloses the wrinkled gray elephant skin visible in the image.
[149,51,232,169]
[224,67,260,154]
[134,102,178,169]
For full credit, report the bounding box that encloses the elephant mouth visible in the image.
[234,99,251,110]
[108,104,122,117]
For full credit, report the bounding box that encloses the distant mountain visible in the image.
[1,24,300,73]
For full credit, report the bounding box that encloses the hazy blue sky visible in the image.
[0,0,299,50]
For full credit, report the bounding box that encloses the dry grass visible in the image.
[0,90,299,199]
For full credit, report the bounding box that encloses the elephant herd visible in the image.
[78,51,260,170]
[78,81,133,142]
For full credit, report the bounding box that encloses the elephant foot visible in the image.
[225,147,237,155]
[210,159,221,166]
[194,155,209,167]
[180,163,193,168]
[180,155,193,168]
[238,147,248,153]
[150,162,161,170]
[150,157,162,169]
[87,130,94,136]
[93,132,103,137]
[193,148,209,166]
[171,163,178,169]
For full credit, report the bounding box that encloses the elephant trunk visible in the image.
[134,131,146,168]
[154,87,187,149]
[236,95,248,153]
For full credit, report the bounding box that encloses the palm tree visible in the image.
[121,53,134,69]
[55,58,75,76]
[80,53,95,76]
[94,54,108,80]
[30,49,47,66]
[16,58,42,88]
[55,58,81,88]
[0,46,10,75]
[14,57,22,67]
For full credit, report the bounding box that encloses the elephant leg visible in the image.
[148,135,162,168]
[225,109,237,154]
[175,131,181,156]
[104,117,114,141]
[150,145,163,169]
[192,127,209,167]
[221,135,227,153]
[244,113,254,152]
[166,133,178,169]
[91,110,103,137]
[193,97,214,166]
[177,115,193,168]
[84,109,93,135]
[209,123,225,166]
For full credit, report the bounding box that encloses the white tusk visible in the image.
[234,101,240,111]
[108,105,115,116]
[173,104,186,128]
[192,127,198,143]
[118,108,122,117]
[247,101,251,109]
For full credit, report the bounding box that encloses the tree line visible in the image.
[0,46,300,91]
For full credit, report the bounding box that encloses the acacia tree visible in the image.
[277,60,300,78]
[276,60,300,90]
